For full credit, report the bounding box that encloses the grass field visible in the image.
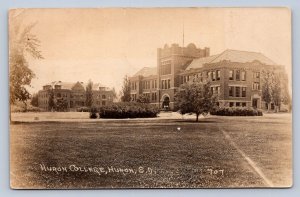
[10,113,292,188]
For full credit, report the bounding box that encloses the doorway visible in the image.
[252,98,258,109]
[162,96,170,110]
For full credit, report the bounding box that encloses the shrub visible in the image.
[98,102,159,119]
[89,106,98,119]
[76,107,90,112]
[211,107,263,116]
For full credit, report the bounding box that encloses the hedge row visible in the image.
[210,107,263,116]
[76,107,90,112]
[90,102,160,119]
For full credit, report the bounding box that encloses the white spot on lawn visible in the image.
[177,127,181,131]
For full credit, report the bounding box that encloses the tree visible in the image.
[120,75,131,102]
[137,95,150,103]
[30,93,39,107]
[111,87,118,102]
[54,98,68,112]
[9,21,43,112]
[261,70,290,112]
[48,89,55,111]
[175,79,217,122]
[261,71,274,111]
[85,80,93,108]
[272,74,282,112]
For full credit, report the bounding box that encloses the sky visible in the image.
[9,8,291,94]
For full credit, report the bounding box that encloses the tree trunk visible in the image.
[196,114,199,122]
[23,101,27,112]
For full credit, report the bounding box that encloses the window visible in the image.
[242,87,246,97]
[236,70,240,81]
[212,71,216,81]
[102,101,106,106]
[199,72,203,82]
[241,71,246,81]
[230,102,234,107]
[102,95,106,99]
[161,79,170,89]
[207,71,211,80]
[242,102,247,107]
[253,82,260,90]
[254,72,260,78]
[235,87,240,97]
[160,61,171,75]
[216,86,220,95]
[210,87,214,93]
[236,102,241,107]
[229,86,234,97]
[131,94,134,101]
[151,92,157,101]
[216,70,221,80]
[229,70,234,80]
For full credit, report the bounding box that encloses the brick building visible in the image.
[38,81,114,111]
[129,43,288,110]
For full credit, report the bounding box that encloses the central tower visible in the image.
[157,43,210,110]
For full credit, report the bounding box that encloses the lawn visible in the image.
[10,113,292,189]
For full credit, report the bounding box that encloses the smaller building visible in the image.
[38,81,114,111]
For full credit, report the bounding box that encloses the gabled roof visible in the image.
[185,49,277,70]
[186,54,220,70]
[133,67,157,77]
[44,81,109,91]
[45,81,77,90]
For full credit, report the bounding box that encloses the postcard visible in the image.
[9,8,292,189]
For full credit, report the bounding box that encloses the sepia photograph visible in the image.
[9,8,292,189]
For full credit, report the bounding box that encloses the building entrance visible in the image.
[162,96,170,110]
[252,98,258,109]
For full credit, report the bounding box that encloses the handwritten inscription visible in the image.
[39,164,156,176]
